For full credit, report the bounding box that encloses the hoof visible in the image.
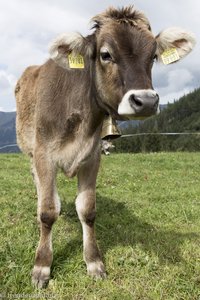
[32,266,50,288]
[87,261,106,279]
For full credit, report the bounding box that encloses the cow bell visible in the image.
[101,115,121,140]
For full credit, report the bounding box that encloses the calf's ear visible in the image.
[156,27,196,64]
[49,32,95,69]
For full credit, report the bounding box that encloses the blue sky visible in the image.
[0,0,199,111]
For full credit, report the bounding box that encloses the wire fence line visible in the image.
[0,132,200,150]
[0,144,18,150]
[121,132,200,138]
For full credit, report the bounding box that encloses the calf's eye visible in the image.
[100,50,112,62]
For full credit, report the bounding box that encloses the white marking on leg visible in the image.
[54,191,61,215]
[76,191,95,250]
[87,261,106,279]
[32,266,51,288]
[82,223,91,250]
[75,191,88,220]
[32,265,50,277]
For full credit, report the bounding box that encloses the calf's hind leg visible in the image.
[76,152,106,278]
[31,152,60,288]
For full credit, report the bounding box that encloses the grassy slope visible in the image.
[1,153,200,299]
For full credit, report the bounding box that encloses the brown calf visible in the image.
[15,6,195,288]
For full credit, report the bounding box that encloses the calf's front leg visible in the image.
[76,152,106,278]
[31,152,60,288]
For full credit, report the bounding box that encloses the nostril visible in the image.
[129,94,143,108]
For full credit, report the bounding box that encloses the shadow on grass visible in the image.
[53,193,198,272]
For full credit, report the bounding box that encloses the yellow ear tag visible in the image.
[68,54,84,69]
[161,48,180,65]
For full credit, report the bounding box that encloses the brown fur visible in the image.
[92,6,151,30]
[15,65,41,155]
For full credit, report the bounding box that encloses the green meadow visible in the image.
[1,152,200,299]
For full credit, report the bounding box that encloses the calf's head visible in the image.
[49,6,195,120]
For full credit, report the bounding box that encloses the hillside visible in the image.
[0,112,19,152]
[0,111,15,127]
[115,88,200,152]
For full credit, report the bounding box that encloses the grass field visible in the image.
[1,152,200,299]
